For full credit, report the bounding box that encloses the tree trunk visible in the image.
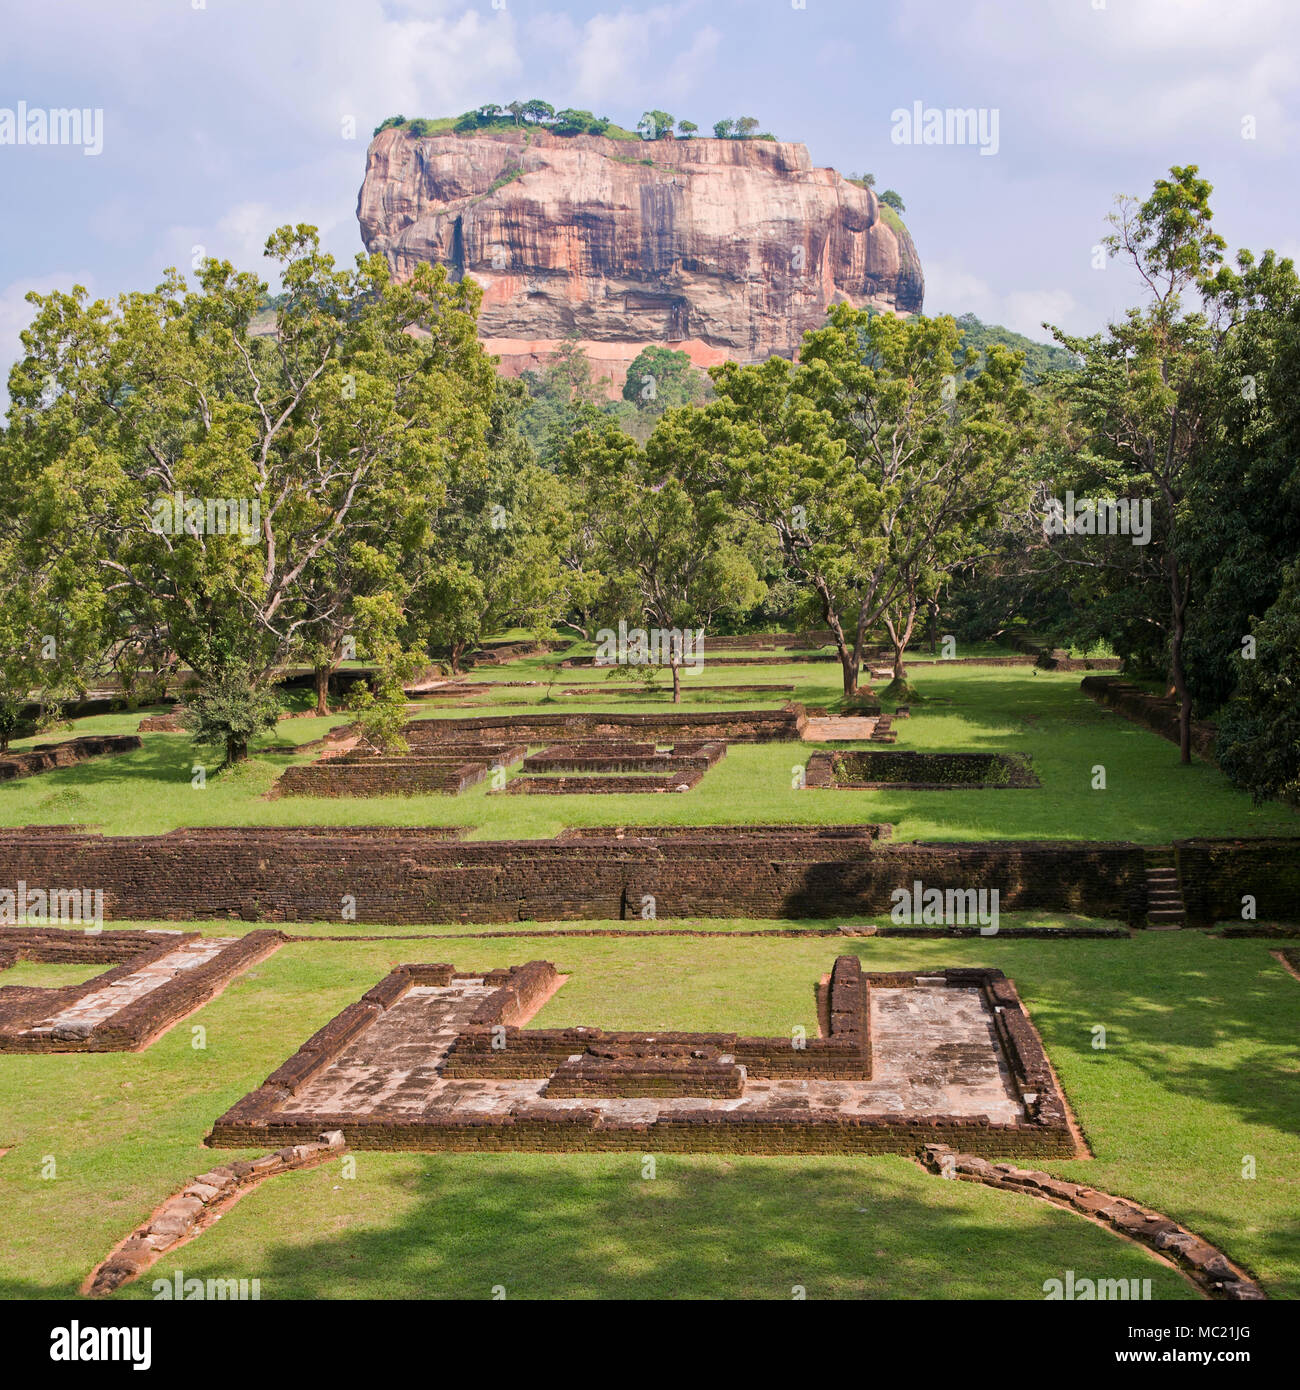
[225,735,247,766]
[313,664,331,716]
[450,641,464,675]
[927,600,939,655]
[884,603,918,681]
[1168,562,1192,765]
[813,575,857,695]
[671,660,682,704]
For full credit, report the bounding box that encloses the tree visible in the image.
[1181,249,1300,715]
[0,434,108,749]
[1050,166,1229,762]
[521,99,555,126]
[6,225,498,761]
[638,110,675,140]
[695,307,1034,695]
[566,420,764,702]
[879,189,906,213]
[1215,559,1300,803]
[181,667,280,768]
[407,378,567,671]
[735,116,761,138]
[621,346,706,414]
[517,338,621,468]
[678,120,698,138]
[554,107,596,136]
[712,119,735,139]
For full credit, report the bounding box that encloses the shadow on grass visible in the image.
[105,1153,1196,1302]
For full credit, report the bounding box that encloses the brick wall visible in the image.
[1175,837,1300,927]
[0,827,1149,925]
[405,707,807,744]
[278,759,489,796]
[0,735,142,783]
[1081,676,1217,761]
[209,960,1073,1158]
[0,929,282,1052]
[805,750,1039,790]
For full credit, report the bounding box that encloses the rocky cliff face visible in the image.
[357,127,924,388]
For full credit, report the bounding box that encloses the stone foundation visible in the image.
[208,958,1074,1157]
[0,927,283,1051]
[0,734,142,783]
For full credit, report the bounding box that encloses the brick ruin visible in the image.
[1081,675,1218,762]
[0,734,142,783]
[0,826,1150,925]
[804,749,1040,790]
[399,706,808,744]
[502,740,727,794]
[0,927,282,1051]
[277,741,526,797]
[209,956,1076,1158]
[275,706,807,797]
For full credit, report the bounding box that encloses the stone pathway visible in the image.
[802,716,879,741]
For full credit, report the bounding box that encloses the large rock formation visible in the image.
[357,127,924,390]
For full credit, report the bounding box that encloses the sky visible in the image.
[2,0,1297,393]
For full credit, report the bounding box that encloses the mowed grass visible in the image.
[1,658,1297,843]
[0,931,1294,1300]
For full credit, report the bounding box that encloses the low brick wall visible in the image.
[1081,675,1217,761]
[547,1054,745,1097]
[209,960,1072,1158]
[278,758,489,796]
[446,954,870,1081]
[556,823,892,842]
[404,707,807,744]
[501,769,707,794]
[522,741,726,774]
[805,750,1040,790]
[0,828,1147,924]
[0,734,142,783]
[0,928,283,1052]
[1175,837,1300,927]
[558,683,796,696]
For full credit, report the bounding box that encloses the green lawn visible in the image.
[2,659,1297,843]
[0,929,1294,1300]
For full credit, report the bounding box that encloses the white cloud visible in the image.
[891,0,1299,153]
[923,263,1079,341]
[923,260,997,320]
[161,198,353,287]
[1003,289,1077,340]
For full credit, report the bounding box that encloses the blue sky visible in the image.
[2,0,1297,388]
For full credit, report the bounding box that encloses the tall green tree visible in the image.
[1049,166,1287,762]
[566,419,764,701]
[6,226,497,761]
[691,306,1035,694]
